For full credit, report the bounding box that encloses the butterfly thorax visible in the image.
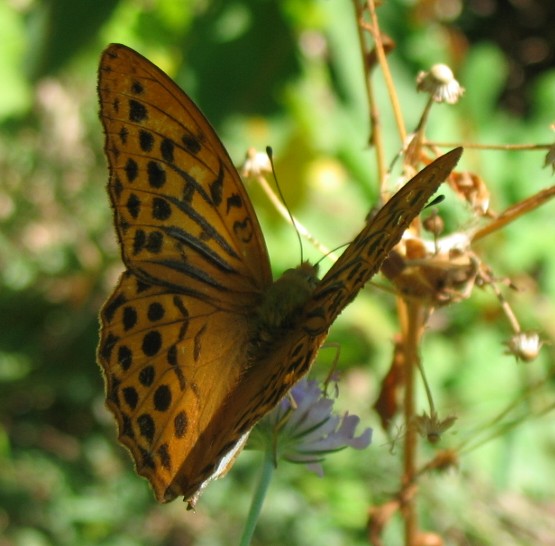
[249,261,319,355]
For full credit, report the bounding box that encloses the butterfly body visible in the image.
[97,43,462,505]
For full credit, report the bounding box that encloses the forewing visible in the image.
[305,148,463,333]
[98,43,272,304]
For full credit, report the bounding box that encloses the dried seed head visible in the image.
[504,331,543,362]
[416,64,465,104]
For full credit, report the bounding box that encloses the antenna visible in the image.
[266,146,305,263]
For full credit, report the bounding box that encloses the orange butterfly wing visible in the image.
[97,43,462,506]
[99,44,272,300]
[98,44,274,503]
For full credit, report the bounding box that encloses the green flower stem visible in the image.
[238,451,275,546]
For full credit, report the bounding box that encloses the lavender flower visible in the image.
[250,378,372,475]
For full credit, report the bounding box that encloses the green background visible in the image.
[1,1,554,545]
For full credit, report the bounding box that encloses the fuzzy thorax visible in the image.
[250,262,320,353]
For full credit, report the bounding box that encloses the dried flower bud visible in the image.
[415,531,444,546]
[544,143,555,174]
[427,449,459,472]
[416,64,465,104]
[241,147,272,177]
[405,237,427,260]
[504,331,543,362]
[448,170,490,215]
[414,411,457,443]
[423,212,444,236]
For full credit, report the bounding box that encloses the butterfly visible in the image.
[97,43,462,507]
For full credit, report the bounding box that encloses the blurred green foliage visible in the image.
[1,1,554,545]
